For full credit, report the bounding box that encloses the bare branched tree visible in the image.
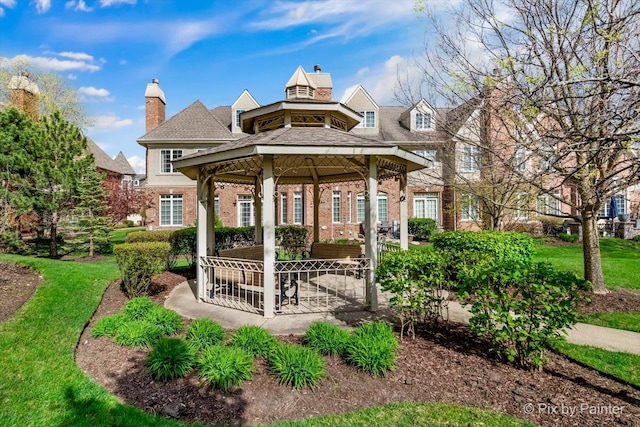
[403,0,640,293]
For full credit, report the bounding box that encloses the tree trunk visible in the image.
[582,211,608,294]
[49,223,58,259]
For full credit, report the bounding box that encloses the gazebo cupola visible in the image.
[285,65,317,100]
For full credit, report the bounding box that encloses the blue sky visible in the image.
[0,0,435,173]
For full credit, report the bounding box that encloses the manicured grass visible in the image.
[267,402,533,427]
[579,312,640,333]
[110,227,146,245]
[553,340,640,387]
[0,255,531,427]
[533,238,640,290]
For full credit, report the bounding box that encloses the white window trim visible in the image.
[415,112,432,131]
[413,192,439,221]
[461,194,479,221]
[346,192,352,223]
[461,145,480,172]
[237,195,255,227]
[293,191,303,225]
[356,111,376,128]
[160,149,183,174]
[332,191,342,224]
[377,192,388,223]
[159,194,183,227]
[280,193,288,225]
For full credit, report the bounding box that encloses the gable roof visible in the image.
[378,106,449,144]
[87,139,135,175]
[113,151,136,175]
[285,66,317,89]
[342,85,379,109]
[137,100,234,142]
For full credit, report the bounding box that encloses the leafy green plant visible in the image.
[146,337,195,381]
[457,260,591,369]
[186,318,226,352]
[91,313,126,338]
[145,305,184,336]
[124,230,174,243]
[114,241,169,297]
[114,320,163,348]
[198,345,254,392]
[276,225,309,259]
[122,296,156,320]
[408,217,437,241]
[214,226,255,251]
[169,227,197,267]
[345,322,399,376]
[557,232,579,243]
[377,248,448,339]
[269,344,326,389]
[230,325,279,357]
[303,321,352,356]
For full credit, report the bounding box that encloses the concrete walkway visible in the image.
[165,280,640,355]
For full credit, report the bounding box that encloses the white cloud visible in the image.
[79,86,110,97]
[100,0,136,6]
[65,0,92,11]
[67,73,77,80]
[127,155,145,174]
[33,0,51,14]
[90,115,133,130]
[0,54,100,72]
[58,51,95,61]
[0,0,16,17]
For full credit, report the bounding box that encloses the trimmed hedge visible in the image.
[114,241,169,297]
[214,226,255,251]
[408,218,437,241]
[125,229,174,243]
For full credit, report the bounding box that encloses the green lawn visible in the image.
[579,312,640,333]
[0,255,530,427]
[533,238,640,290]
[110,226,146,245]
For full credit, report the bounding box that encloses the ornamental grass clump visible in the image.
[198,345,254,392]
[303,321,351,356]
[147,337,195,381]
[114,320,163,348]
[122,296,156,320]
[230,325,279,357]
[345,321,399,376]
[269,344,326,389]
[91,313,126,338]
[145,305,184,336]
[186,318,226,353]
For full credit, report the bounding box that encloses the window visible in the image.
[293,191,303,224]
[237,195,254,227]
[214,194,220,218]
[133,179,140,187]
[416,112,431,130]
[461,145,480,172]
[332,191,342,223]
[514,147,528,172]
[356,111,375,128]
[160,149,183,173]
[280,193,288,224]
[461,194,479,221]
[599,194,626,217]
[414,149,437,166]
[413,193,438,221]
[346,192,352,223]
[235,109,245,128]
[537,192,561,216]
[514,193,529,220]
[159,194,183,226]
[357,193,366,223]
[377,192,388,223]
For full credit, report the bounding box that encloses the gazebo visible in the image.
[173,102,430,318]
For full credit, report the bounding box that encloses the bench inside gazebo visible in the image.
[173,103,429,318]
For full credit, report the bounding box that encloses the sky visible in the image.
[0,0,436,174]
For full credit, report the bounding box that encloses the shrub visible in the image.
[91,313,126,338]
[345,322,399,376]
[457,260,591,370]
[125,229,174,243]
[114,320,163,348]
[186,318,226,353]
[170,227,197,267]
[376,248,448,339]
[122,296,157,320]
[0,231,26,254]
[214,226,255,251]
[269,344,325,389]
[538,216,564,236]
[114,242,169,297]
[145,305,184,336]
[147,338,195,381]
[198,345,254,392]
[408,218,437,241]
[303,322,352,356]
[557,232,579,243]
[230,325,279,357]
[275,225,309,258]
[123,220,135,227]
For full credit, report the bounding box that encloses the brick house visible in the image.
[137,65,640,238]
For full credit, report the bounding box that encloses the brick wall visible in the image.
[315,88,332,101]
[145,187,197,228]
[145,97,166,133]
[10,89,38,121]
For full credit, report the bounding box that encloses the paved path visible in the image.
[166,281,640,355]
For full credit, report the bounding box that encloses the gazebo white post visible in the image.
[255,177,263,244]
[313,181,320,243]
[365,156,378,311]
[262,155,276,318]
[399,174,409,250]
[196,174,208,301]
[207,181,216,255]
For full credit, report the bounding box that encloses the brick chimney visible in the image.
[9,72,39,120]
[145,78,166,132]
[311,65,332,101]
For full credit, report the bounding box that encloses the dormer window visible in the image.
[416,112,431,130]
[235,109,245,128]
[356,111,375,128]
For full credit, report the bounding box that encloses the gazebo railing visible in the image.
[200,256,371,315]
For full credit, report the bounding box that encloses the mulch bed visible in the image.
[74,273,640,427]
[0,261,42,322]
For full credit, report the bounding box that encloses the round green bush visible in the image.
[198,345,254,392]
[147,338,195,381]
[269,344,326,389]
[303,321,351,356]
[145,305,184,336]
[186,318,226,353]
[123,296,157,320]
[114,320,163,348]
[345,321,399,376]
[230,325,279,357]
[91,313,126,338]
